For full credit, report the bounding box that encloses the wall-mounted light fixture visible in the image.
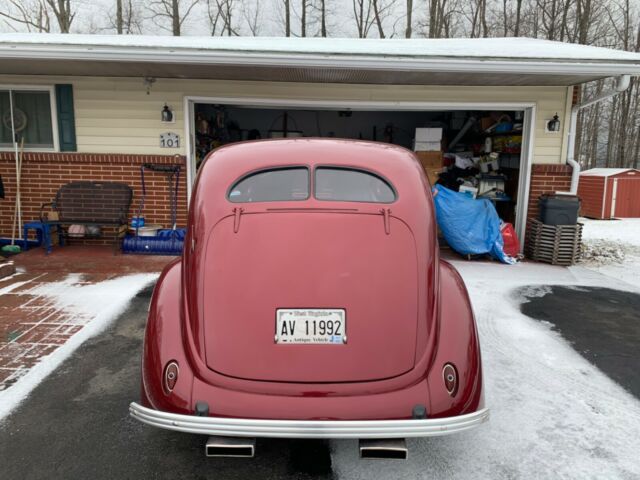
[161,104,174,123]
[545,113,561,133]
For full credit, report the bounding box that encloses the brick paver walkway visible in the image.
[0,246,173,391]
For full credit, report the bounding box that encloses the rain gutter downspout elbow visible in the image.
[566,74,632,194]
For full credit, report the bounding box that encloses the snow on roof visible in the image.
[2,33,640,64]
[581,168,640,177]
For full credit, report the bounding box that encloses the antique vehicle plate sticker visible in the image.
[275,309,346,344]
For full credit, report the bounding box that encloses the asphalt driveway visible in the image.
[519,285,640,399]
[1,272,639,479]
[0,285,332,480]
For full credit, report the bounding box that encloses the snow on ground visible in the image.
[0,273,157,421]
[330,260,640,479]
[579,218,640,289]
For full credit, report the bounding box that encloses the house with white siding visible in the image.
[1,34,639,246]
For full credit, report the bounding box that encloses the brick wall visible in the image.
[527,164,573,222]
[525,164,573,247]
[0,152,188,245]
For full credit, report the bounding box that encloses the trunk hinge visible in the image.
[380,208,391,235]
[233,207,244,233]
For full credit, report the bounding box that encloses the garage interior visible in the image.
[193,103,525,227]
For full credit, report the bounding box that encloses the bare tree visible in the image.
[0,0,51,32]
[320,0,327,36]
[352,0,375,38]
[207,0,238,35]
[405,0,412,37]
[147,0,200,36]
[283,0,291,36]
[44,0,75,32]
[241,0,261,35]
[117,0,123,33]
[110,0,142,34]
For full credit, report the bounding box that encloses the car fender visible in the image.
[141,259,194,413]
[426,260,484,417]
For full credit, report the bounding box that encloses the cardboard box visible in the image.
[480,116,495,131]
[416,151,443,169]
[425,168,442,186]
[414,128,443,151]
[415,128,443,142]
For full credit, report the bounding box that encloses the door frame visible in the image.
[184,96,537,246]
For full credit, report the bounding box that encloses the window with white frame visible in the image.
[0,88,56,150]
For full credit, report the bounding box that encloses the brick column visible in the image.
[527,164,573,221]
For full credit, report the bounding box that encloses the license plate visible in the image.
[275,309,346,344]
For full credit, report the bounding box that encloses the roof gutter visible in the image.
[566,74,632,194]
[1,44,640,77]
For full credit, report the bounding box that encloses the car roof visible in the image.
[200,138,423,182]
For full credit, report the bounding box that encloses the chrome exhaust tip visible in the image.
[205,436,256,458]
[359,439,408,460]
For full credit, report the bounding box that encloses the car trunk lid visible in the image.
[201,210,419,383]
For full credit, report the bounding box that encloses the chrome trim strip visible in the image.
[129,403,489,439]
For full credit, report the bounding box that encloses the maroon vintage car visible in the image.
[130,138,488,459]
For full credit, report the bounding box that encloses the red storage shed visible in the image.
[579,168,640,219]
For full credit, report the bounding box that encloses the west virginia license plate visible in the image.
[275,309,346,344]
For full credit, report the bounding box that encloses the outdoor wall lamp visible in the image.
[161,104,174,123]
[546,113,561,133]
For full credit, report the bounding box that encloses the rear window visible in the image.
[228,167,309,203]
[315,167,396,203]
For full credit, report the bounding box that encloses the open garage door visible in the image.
[185,98,535,246]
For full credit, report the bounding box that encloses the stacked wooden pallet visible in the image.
[526,219,583,266]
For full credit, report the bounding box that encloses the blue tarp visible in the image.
[433,185,515,264]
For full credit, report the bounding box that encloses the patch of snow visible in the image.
[330,260,640,479]
[0,278,33,296]
[579,218,640,289]
[0,273,157,421]
[2,33,640,63]
[580,240,626,265]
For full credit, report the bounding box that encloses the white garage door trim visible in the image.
[184,96,537,247]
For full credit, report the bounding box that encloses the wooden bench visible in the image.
[41,181,133,253]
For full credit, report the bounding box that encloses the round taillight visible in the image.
[443,363,458,397]
[163,361,179,394]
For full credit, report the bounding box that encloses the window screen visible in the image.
[0,90,54,149]
[315,167,396,203]
[228,167,309,203]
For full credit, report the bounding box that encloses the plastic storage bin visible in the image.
[539,194,580,226]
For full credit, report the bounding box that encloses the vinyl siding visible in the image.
[0,75,570,164]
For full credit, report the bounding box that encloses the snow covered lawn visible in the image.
[579,218,640,290]
[331,260,640,479]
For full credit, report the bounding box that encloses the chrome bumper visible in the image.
[129,402,489,439]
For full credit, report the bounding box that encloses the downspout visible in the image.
[566,74,631,194]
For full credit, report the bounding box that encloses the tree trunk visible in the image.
[285,0,290,36]
[172,0,180,35]
[372,0,385,38]
[116,0,123,34]
[301,0,306,37]
[405,0,412,38]
[514,0,522,36]
[320,0,327,37]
